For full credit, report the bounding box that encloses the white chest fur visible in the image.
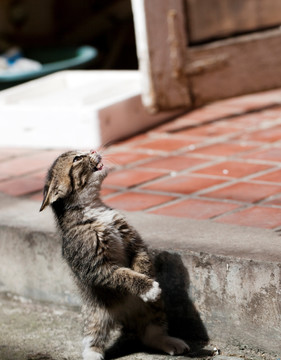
[83,207,118,224]
[83,207,127,266]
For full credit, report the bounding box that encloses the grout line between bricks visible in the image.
[209,203,255,221]
[142,193,247,214]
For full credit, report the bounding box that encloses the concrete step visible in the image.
[0,193,280,357]
[0,292,274,360]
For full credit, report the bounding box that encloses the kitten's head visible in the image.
[40,150,107,211]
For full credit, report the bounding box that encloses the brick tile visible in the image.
[100,187,118,197]
[153,119,201,133]
[29,191,43,202]
[215,206,281,229]
[225,113,266,128]
[153,122,183,133]
[201,102,244,115]
[242,147,281,162]
[0,173,9,181]
[188,105,238,120]
[263,196,281,207]
[153,104,243,133]
[103,169,164,188]
[149,92,281,134]
[193,161,271,178]
[31,170,47,181]
[103,152,152,167]
[105,192,175,211]
[0,175,44,196]
[226,108,281,129]
[141,156,207,172]
[0,150,62,177]
[176,124,239,138]
[152,109,218,132]
[0,147,33,161]
[135,137,198,152]
[189,143,256,157]
[252,169,281,183]
[203,182,281,203]
[238,125,281,143]
[115,133,149,146]
[33,187,118,202]
[257,107,281,121]
[219,90,281,111]
[142,175,226,195]
[149,198,240,219]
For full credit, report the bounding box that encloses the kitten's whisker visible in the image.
[102,139,116,148]
[105,159,121,168]
[90,142,107,155]
[96,145,105,154]
[96,140,115,154]
[101,154,122,166]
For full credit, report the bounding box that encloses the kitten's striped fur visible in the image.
[40,150,189,359]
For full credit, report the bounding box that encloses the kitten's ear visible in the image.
[39,179,69,212]
[40,182,55,212]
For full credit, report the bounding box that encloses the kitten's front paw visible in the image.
[83,348,103,360]
[140,281,162,302]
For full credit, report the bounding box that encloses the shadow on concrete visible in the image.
[154,251,210,354]
[106,251,211,359]
[0,346,55,360]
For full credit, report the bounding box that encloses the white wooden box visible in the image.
[0,70,181,149]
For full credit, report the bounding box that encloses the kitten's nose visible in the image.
[90,150,96,154]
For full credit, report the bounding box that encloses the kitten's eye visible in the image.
[73,155,84,163]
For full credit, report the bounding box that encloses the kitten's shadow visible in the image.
[106,251,209,359]
[154,251,209,352]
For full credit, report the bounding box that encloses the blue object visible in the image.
[0,45,98,90]
[5,49,23,64]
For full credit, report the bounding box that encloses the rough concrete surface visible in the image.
[0,194,280,356]
[0,293,277,360]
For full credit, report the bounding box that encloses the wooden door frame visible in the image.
[131,0,191,113]
[132,0,281,112]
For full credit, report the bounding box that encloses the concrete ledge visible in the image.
[0,292,270,360]
[0,194,280,354]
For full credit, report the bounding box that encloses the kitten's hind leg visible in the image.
[141,324,190,356]
[82,305,113,360]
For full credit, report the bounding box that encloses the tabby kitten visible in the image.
[40,150,189,360]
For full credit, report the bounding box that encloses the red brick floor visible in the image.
[2,88,281,229]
